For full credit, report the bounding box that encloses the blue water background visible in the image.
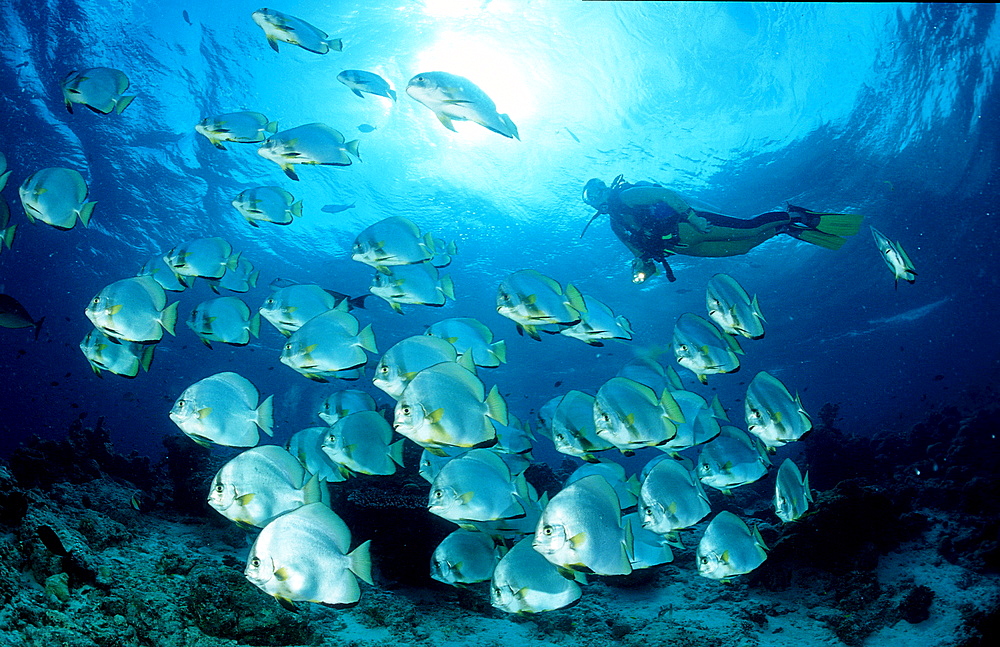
[0,1,997,464]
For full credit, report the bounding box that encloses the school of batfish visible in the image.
[0,6,917,616]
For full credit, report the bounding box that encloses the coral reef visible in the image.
[0,402,998,646]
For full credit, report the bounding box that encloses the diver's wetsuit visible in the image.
[607,182,792,280]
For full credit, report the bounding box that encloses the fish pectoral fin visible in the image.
[197,407,212,419]
[435,112,458,132]
[569,532,587,548]
[459,491,475,505]
[236,493,256,506]
[720,550,730,564]
[427,408,445,423]
[266,35,280,52]
[109,304,124,315]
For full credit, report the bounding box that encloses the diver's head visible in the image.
[582,178,610,212]
[631,257,657,284]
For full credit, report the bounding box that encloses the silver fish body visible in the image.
[251,8,342,54]
[406,71,519,139]
[373,335,461,399]
[246,503,371,607]
[79,328,154,378]
[233,186,302,226]
[280,309,377,381]
[321,410,403,477]
[258,123,359,180]
[318,389,377,426]
[774,458,812,523]
[672,312,743,384]
[639,457,711,533]
[60,67,135,115]
[85,275,178,343]
[425,317,506,368]
[696,511,767,580]
[186,296,259,347]
[19,167,96,230]
[491,537,581,614]
[208,445,327,527]
[533,474,632,576]
[337,69,396,100]
[369,261,455,313]
[706,273,765,339]
[696,426,771,493]
[593,377,684,453]
[169,372,274,447]
[871,226,916,287]
[496,269,586,340]
[744,371,812,449]
[393,362,507,453]
[195,111,277,149]
[260,283,343,336]
[163,237,239,279]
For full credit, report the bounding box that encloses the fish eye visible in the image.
[250,557,260,568]
[554,433,564,441]
[433,489,443,499]
[380,365,389,374]
[92,297,99,304]
[401,406,411,416]
[679,344,688,352]
[602,413,610,422]
[543,525,553,536]
[284,344,292,350]
[644,506,652,516]
[214,484,224,493]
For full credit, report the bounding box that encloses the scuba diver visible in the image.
[581,175,864,282]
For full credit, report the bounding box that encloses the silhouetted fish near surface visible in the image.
[182,10,191,25]
[321,203,355,214]
[0,294,44,339]
[357,124,376,133]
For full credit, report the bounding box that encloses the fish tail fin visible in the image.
[249,312,261,338]
[160,301,179,336]
[33,316,45,341]
[326,37,344,52]
[348,294,369,310]
[115,95,136,114]
[300,473,324,505]
[345,139,361,162]
[79,201,97,227]
[282,164,299,181]
[0,169,10,191]
[227,251,241,271]
[439,274,455,301]
[255,395,275,435]
[500,114,519,140]
[291,200,303,218]
[140,345,155,372]
[2,224,16,249]
[348,540,373,585]
[249,269,260,289]
[388,88,397,102]
[265,120,278,134]
[491,339,507,364]
[485,385,508,425]
[389,439,405,467]
[357,324,378,354]
[265,35,280,52]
